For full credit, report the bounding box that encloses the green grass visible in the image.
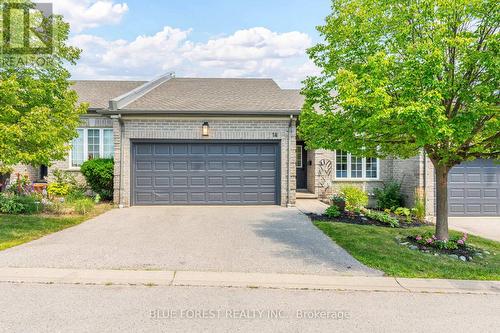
[315,221,500,280]
[0,204,112,251]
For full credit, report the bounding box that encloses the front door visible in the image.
[296,142,307,190]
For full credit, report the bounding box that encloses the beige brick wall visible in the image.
[114,116,296,207]
[310,149,436,218]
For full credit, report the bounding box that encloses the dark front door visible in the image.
[296,142,307,190]
[132,141,280,205]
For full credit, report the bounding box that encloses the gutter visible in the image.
[98,109,301,116]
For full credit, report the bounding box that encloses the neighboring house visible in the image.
[11,73,500,218]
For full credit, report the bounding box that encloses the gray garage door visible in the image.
[448,159,500,216]
[132,141,280,205]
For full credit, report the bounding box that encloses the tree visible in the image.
[300,0,499,239]
[0,0,85,184]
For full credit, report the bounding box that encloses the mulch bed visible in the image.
[307,211,428,229]
[403,236,480,260]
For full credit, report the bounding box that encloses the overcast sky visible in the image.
[49,0,330,88]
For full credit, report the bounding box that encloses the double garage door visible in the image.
[448,159,500,216]
[132,141,280,205]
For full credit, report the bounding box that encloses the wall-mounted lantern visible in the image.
[202,122,209,136]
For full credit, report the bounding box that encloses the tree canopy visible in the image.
[0,0,85,172]
[300,0,499,239]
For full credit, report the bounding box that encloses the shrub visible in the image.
[0,193,40,214]
[340,186,368,210]
[73,198,95,215]
[66,188,87,203]
[325,205,341,218]
[329,194,346,211]
[364,209,400,227]
[42,199,69,215]
[411,232,468,250]
[413,188,426,222]
[394,207,412,223]
[47,182,71,197]
[80,159,114,200]
[373,180,405,210]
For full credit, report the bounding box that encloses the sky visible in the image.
[48,0,331,88]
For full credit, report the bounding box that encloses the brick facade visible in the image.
[308,149,436,218]
[113,116,296,207]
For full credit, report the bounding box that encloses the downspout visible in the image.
[287,115,294,207]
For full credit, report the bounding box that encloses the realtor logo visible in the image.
[1,2,53,55]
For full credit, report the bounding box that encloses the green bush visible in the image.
[325,205,341,218]
[373,181,405,210]
[413,189,426,222]
[0,194,40,214]
[364,210,400,228]
[66,188,87,203]
[73,198,95,215]
[80,159,114,200]
[47,182,71,197]
[340,186,368,210]
[394,207,412,223]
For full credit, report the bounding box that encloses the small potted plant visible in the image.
[330,194,346,211]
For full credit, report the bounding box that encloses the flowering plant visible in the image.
[411,231,468,250]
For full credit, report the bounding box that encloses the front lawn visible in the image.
[315,221,500,280]
[0,204,112,251]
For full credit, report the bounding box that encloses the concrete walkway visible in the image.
[295,199,329,215]
[449,217,500,242]
[0,267,498,295]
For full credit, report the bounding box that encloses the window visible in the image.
[335,150,379,180]
[70,128,114,167]
[103,129,114,158]
[296,145,303,168]
[336,150,348,178]
[71,129,84,167]
[87,129,100,160]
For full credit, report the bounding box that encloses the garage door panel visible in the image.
[155,161,170,171]
[132,142,279,205]
[448,159,500,216]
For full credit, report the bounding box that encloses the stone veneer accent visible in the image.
[113,117,296,207]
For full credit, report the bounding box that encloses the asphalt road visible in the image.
[0,283,498,333]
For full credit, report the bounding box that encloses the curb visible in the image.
[0,267,498,294]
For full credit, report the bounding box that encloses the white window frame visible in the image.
[296,145,303,169]
[68,128,113,169]
[334,150,380,181]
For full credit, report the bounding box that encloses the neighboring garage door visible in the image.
[132,141,280,205]
[448,159,500,216]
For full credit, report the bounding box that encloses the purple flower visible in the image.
[462,233,468,240]
[426,238,433,244]
[457,239,464,245]
[432,235,437,240]
[416,236,422,241]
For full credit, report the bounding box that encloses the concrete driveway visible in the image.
[0,206,380,276]
[449,217,500,242]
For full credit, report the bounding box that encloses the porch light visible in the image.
[202,122,209,136]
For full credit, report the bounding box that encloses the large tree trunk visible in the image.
[434,163,450,240]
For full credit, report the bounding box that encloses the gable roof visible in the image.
[72,76,304,115]
[72,80,146,109]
